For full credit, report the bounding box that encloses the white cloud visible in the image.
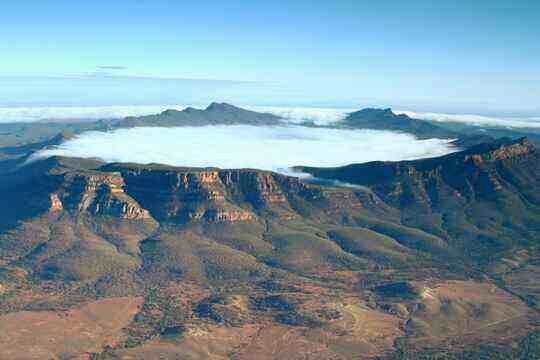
[33,125,455,174]
[0,104,355,125]
[247,106,354,125]
[395,110,540,129]
[3,103,538,131]
[0,104,191,123]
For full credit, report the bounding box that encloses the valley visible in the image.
[0,105,538,358]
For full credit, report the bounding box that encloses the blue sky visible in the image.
[1,1,539,114]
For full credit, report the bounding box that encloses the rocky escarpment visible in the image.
[48,171,152,220]
[2,156,388,227]
[99,165,311,223]
[296,138,540,261]
[298,138,539,210]
[92,164,388,224]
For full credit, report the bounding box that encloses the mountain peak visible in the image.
[341,107,456,139]
[349,107,397,118]
[120,102,281,127]
[205,102,239,112]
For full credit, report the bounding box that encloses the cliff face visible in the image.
[0,157,401,285]
[100,166,317,223]
[49,172,152,220]
[27,161,387,226]
[299,138,539,210]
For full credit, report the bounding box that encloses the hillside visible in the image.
[297,138,540,267]
[0,138,538,358]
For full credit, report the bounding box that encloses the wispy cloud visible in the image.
[96,66,128,71]
[33,125,455,173]
[248,106,355,125]
[0,72,254,84]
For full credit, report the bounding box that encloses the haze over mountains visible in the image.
[0,101,538,359]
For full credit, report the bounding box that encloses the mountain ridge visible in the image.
[340,107,461,139]
[296,137,540,265]
[118,102,283,128]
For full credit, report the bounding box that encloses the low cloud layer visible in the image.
[0,105,189,123]
[2,104,539,130]
[35,125,455,173]
[0,104,352,124]
[249,106,355,125]
[396,110,540,129]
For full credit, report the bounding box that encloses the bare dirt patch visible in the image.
[0,296,142,359]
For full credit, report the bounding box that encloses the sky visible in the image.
[1,1,539,115]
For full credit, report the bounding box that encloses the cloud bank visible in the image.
[34,125,455,174]
[2,103,539,130]
[0,105,190,123]
[253,106,540,129]
[395,110,540,129]
[248,106,354,125]
[0,104,353,125]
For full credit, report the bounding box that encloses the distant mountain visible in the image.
[432,119,540,147]
[340,108,460,139]
[0,129,74,158]
[118,102,283,128]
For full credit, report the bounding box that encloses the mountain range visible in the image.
[340,108,460,139]
[119,102,282,128]
[1,103,538,156]
[0,103,538,359]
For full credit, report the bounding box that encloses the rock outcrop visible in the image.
[5,156,390,227]
[50,171,152,220]
[100,165,309,223]
[297,137,539,210]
